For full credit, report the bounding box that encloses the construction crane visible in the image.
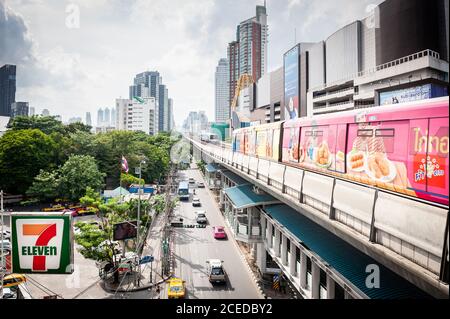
[230,74,254,130]
[230,73,254,112]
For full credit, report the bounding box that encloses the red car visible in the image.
[213,226,227,239]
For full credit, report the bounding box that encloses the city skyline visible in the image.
[0,0,383,127]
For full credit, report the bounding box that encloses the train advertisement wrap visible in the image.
[234,97,449,205]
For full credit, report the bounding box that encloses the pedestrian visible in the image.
[155,284,161,299]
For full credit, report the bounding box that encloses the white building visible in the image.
[215,58,229,123]
[116,97,158,135]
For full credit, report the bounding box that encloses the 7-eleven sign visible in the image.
[11,213,73,274]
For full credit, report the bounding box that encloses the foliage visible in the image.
[0,129,57,193]
[58,155,105,201]
[197,160,206,175]
[26,170,60,202]
[74,221,110,262]
[7,115,65,135]
[120,173,144,189]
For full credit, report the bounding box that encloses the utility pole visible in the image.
[136,159,145,287]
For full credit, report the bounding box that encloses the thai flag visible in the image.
[121,155,129,173]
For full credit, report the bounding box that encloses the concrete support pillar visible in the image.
[256,243,267,273]
[251,243,257,259]
[300,251,307,290]
[326,275,335,299]
[281,234,288,266]
[289,242,297,276]
[274,228,281,257]
[267,222,273,248]
[311,262,320,299]
[260,216,267,241]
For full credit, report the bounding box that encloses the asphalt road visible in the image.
[169,166,262,299]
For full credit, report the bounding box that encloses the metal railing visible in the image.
[310,49,442,92]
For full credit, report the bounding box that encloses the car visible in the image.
[77,206,99,216]
[167,277,186,299]
[196,211,207,224]
[192,197,201,207]
[189,178,195,184]
[0,239,11,251]
[1,287,16,299]
[212,226,227,239]
[197,182,205,188]
[2,274,27,288]
[206,259,226,284]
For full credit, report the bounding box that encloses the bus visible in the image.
[178,181,190,201]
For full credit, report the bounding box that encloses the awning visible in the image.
[223,184,280,210]
[221,170,249,186]
[263,204,432,299]
[206,163,219,173]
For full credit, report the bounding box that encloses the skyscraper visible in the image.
[129,71,161,100]
[168,98,174,131]
[110,108,116,128]
[227,5,268,107]
[215,58,230,123]
[11,102,29,118]
[97,108,104,127]
[0,64,16,117]
[86,112,92,126]
[159,84,169,131]
[104,107,111,127]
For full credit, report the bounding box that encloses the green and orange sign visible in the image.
[11,213,73,274]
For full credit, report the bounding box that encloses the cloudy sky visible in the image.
[1,0,383,126]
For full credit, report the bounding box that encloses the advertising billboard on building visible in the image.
[11,213,73,274]
[113,220,138,241]
[379,84,448,105]
[284,45,299,120]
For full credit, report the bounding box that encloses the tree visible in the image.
[26,170,60,202]
[120,173,144,189]
[0,129,57,193]
[7,115,65,135]
[64,122,92,135]
[58,155,105,201]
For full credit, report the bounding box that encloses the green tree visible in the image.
[7,115,65,135]
[120,173,144,189]
[0,129,57,193]
[64,122,92,135]
[26,170,60,202]
[58,155,105,201]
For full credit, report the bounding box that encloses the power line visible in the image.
[24,275,63,299]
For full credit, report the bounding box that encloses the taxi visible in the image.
[2,274,27,288]
[167,277,186,299]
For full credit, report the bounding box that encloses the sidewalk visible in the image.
[103,211,172,295]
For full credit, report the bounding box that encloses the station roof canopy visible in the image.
[220,170,249,186]
[263,204,432,299]
[205,163,220,173]
[223,184,280,210]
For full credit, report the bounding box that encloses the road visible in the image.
[168,166,262,299]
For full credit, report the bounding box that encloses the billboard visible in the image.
[11,213,73,274]
[379,84,448,105]
[113,221,137,241]
[284,45,299,120]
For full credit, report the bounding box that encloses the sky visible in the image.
[0,0,383,127]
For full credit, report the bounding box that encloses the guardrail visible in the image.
[188,136,449,297]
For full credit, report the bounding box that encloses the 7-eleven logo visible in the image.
[15,219,64,272]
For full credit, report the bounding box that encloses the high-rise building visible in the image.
[129,71,161,100]
[116,97,158,135]
[68,117,83,124]
[227,5,268,110]
[85,112,92,126]
[11,102,29,118]
[97,108,104,127]
[0,64,16,117]
[159,84,169,131]
[168,98,174,131]
[110,108,116,128]
[104,107,111,127]
[182,111,209,135]
[42,109,50,116]
[215,58,230,123]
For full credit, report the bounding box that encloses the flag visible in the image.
[121,155,129,173]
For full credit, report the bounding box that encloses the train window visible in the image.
[357,129,373,137]
[305,131,312,137]
[375,129,395,137]
[313,131,323,137]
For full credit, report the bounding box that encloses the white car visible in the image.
[206,259,226,284]
[192,197,201,207]
[196,211,207,224]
